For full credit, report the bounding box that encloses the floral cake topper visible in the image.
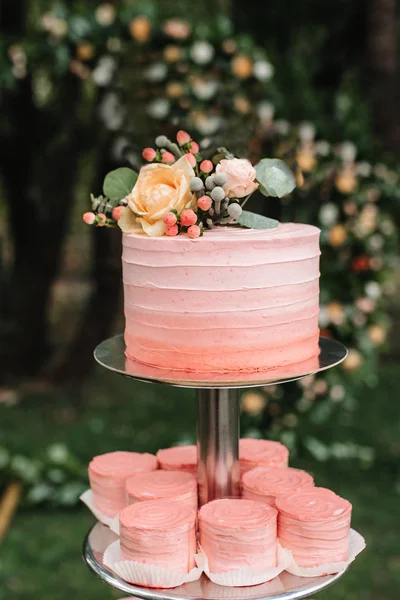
[83,131,296,238]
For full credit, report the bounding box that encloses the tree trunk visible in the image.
[48,150,123,385]
[366,0,400,153]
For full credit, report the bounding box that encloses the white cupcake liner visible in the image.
[196,543,292,587]
[80,489,120,534]
[284,528,366,577]
[103,540,203,589]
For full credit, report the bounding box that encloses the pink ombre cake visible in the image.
[242,467,314,507]
[156,445,197,475]
[239,438,289,476]
[119,499,197,573]
[276,487,352,567]
[122,224,320,373]
[199,498,278,573]
[88,451,158,517]
[125,470,198,510]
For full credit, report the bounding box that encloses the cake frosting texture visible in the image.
[242,466,314,506]
[88,451,158,517]
[122,223,320,373]
[276,487,352,567]
[119,499,197,572]
[125,470,198,509]
[239,438,289,475]
[199,498,278,573]
[156,445,198,475]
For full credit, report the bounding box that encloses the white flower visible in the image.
[195,115,223,135]
[319,203,339,226]
[147,98,170,119]
[144,62,168,82]
[47,443,69,464]
[365,281,381,300]
[380,219,396,236]
[253,60,274,81]
[318,306,329,328]
[257,101,275,122]
[274,119,290,135]
[367,234,384,251]
[356,161,372,177]
[298,122,315,142]
[330,385,345,402]
[339,141,357,163]
[92,56,116,86]
[315,140,330,156]
[95,3,116,26]
[99,92,124,130]
[190,41,215,65]
[191,79,219,100]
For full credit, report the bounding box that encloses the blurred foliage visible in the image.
[0,1,399,499]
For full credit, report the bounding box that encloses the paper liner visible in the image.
[103,540,203,589]
[196,543,292,587]
[284,528,366,577]
[80,489,120,534]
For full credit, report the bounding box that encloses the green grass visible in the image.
[0,365,399,600]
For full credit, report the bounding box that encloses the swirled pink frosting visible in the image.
[239,439,289,476]
[88,451,158,517]
[119,499,197,571]
[276,487,352,567]
[199,498,278,573]
[242,467,314,507]
[157,445,198,475]
[125,470,198,510]
[122,224,320,373]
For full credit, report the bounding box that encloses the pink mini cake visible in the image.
[122,224,320,374]
[199,498,278,573]
[125,470,198,510]
[88,451,158,517]
[157,445,197,476]
[119,499,197,573]
[239,438,289,476]
[276,487,352,567]
[242,467,314,507]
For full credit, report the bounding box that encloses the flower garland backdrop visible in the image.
[0,1,398,503]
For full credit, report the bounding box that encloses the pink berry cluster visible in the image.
[82,199,125,228]
[142,130,200,168]
[163,208,202,239]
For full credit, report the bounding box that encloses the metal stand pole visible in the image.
[196,388,240,506]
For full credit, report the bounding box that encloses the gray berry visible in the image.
[205,176,215,190]
[155,135,168,147]
[227,203,243,218]
[213,172,227,186]
[211,186,226,202]
[190,177,204,192]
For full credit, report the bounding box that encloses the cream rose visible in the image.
[216,158,258,198]
[119,156,196,237]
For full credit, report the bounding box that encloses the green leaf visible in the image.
[255,158,296,198]
[236,210,279,229]
[103,168,138,202]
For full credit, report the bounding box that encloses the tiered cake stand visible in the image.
[83,334,348,600]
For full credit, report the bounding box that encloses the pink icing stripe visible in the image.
[199,499,278,573]
[157,445,198,475]
[276,487,352,567]
[239,439,289,476]
[122,224,320,374]
[119,500,197,572]
[88,451,158,517]
[242,467,314,507]
[125,470,198,510]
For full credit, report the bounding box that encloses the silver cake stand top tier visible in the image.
[94,335,347,389]
[83,523,347,600]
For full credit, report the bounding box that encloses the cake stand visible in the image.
[83,335,349,600]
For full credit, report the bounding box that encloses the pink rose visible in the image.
[216,158,258,198]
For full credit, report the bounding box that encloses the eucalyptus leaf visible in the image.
[103,168,138,202]
[236,210,279,230]
[255,158,296,198]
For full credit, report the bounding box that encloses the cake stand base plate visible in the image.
[83,523,346,600]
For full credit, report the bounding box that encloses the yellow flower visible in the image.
[119,156,196,237]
